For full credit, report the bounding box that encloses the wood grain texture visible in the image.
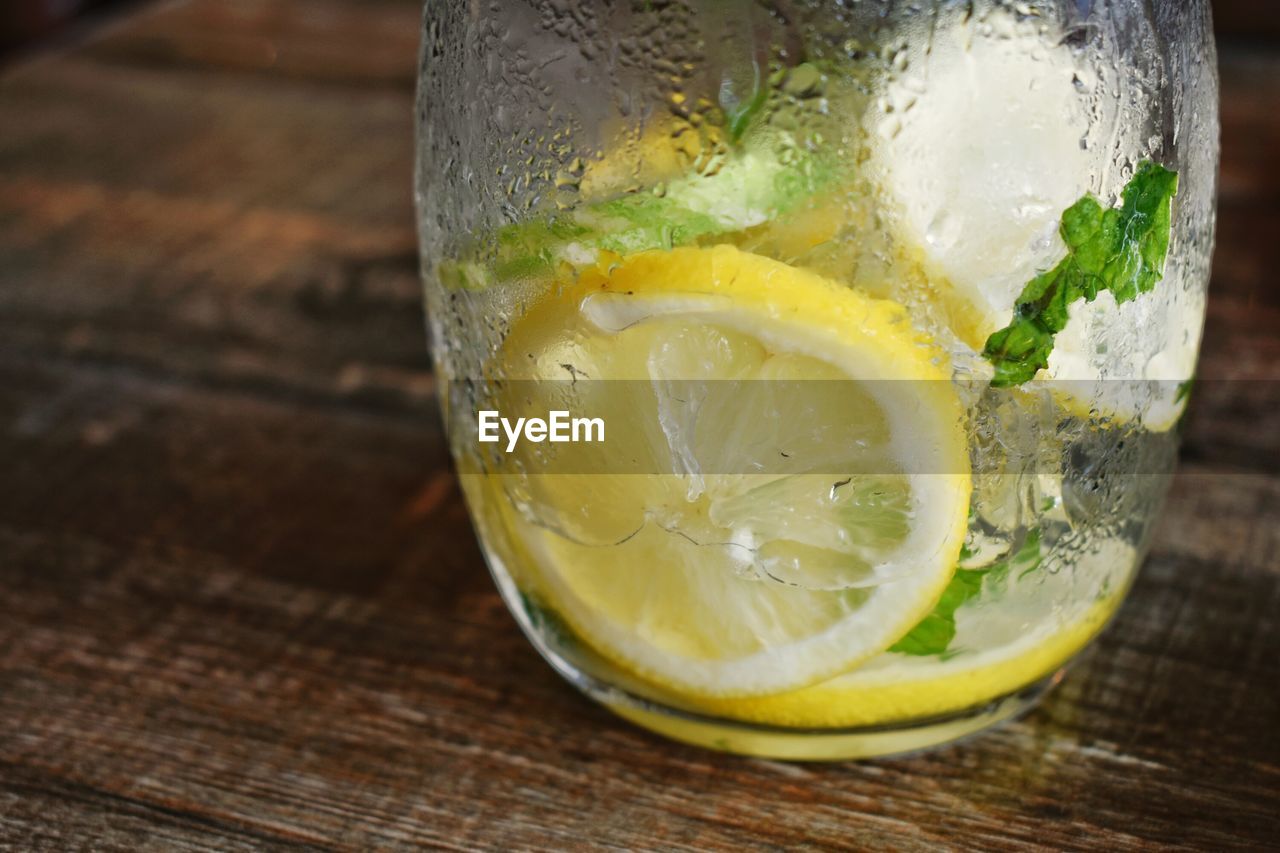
[0,0,1278,849]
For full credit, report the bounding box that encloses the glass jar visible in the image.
[416,0,1218,759]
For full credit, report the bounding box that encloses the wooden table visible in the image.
[1,1,1277,848]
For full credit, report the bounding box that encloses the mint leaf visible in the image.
[725,70,769,143]
[986,527,1044,588]
[585,193,723,255]
[1175,375,1195,405]
[519,591,575,649]
[888,568,985,657]
[982,161,1179,387]
[441,144,840,290]
[890,527,1044,657]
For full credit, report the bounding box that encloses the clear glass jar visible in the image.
[416,0,1218,759]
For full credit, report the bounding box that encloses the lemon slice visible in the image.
[490,245,970,698]
[686,556,1127,727]
[609,588,1118,758]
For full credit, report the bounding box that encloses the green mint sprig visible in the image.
[725,70,769,143]
[439,145,838,291]
[983,161,1179,387]
[890,529,1043,658]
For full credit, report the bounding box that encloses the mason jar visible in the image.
[416,0,1218,759]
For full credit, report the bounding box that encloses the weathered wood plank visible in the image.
[1219,48,1280,203]
[1,763,298,852]
[1215,2,1280,49]
[0,521,1275,850]
[0,52,426,412]
[81,0,422,90]
[0,356,453,595]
